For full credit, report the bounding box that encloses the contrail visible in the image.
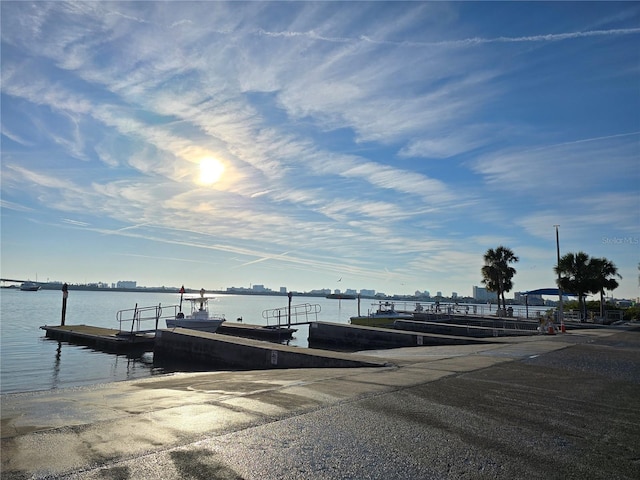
[236,251,292,268]
[523,131,640,153]
[258,27,640,48]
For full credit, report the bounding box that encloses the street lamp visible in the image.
[554,225,563,325]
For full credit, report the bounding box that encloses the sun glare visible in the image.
[198,157,225,185]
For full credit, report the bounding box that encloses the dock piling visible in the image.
[61,283,68,326]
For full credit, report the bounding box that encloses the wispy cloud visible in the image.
[1,2,638,296]
[0,199,34,213]
[471,132,640,197]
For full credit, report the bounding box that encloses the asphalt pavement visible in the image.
[2,325,639,479]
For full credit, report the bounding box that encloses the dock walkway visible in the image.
[40,324,155,352]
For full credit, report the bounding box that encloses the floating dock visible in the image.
[41,324,385,369]
[308,321,493,349]
[42,320,503,370]
[40,325,155,352]
[40,322,296,352]
[217,322,296,341]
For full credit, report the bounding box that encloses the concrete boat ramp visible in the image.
[5,326,639,479]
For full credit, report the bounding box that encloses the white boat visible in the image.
[166,288,225,333]
[350,301,413,327]
[20,281,40,291]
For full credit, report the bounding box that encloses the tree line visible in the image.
[481,246,622,321]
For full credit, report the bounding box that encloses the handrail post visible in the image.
[130,303,138,335]
[155,303,161,331]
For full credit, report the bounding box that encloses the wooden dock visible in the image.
[40,325,155,352]
[41,322,297,353]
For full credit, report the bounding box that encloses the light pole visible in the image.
[554,225,563,325]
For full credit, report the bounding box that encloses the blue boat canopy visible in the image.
[522,288,577,296]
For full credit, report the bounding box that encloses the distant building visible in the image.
[117,281,137,289]
[359,289,376,297]
[514,292,544,306]
[452,292,458,299]
[226,284,274,294]
[308,288,331,295]
[279,287,287,294]
[473,286,494,302]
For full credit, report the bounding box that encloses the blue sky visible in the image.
[1,2,639,299]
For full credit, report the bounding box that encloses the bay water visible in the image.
[0,289,359,395]
[1,289,546,395]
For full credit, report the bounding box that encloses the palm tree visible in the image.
[555,252,592,321]
[481,246,519,313]
[481,262,501,309]
[589,257,621,318]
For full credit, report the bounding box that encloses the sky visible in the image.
[1,1,639,300]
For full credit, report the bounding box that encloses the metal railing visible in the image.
[262,303,321,327]
[116,303,180,334]
[393,301,551,320]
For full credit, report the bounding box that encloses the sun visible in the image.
[198,157,225,185]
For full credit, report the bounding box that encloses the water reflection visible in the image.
[51,342,62,390]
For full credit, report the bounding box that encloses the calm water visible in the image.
[1,290,545,395]
[0,289,359,394]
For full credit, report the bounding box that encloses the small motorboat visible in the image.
[166,288,225,333]
[20,281,40,291]
[350,301,413,327]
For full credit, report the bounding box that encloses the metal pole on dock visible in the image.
[61,283,68,326]
[554,225,564,326]
[287,292,292,328]
[130,303,138,335]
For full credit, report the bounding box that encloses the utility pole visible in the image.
[554,225,563,326]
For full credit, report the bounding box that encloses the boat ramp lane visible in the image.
[393,319,538,338]
[308,321,494,349]
[154,328,390,369]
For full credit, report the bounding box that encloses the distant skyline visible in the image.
[1,2,639,300]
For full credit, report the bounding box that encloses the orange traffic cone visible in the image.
[560,323,566,333]
[547,325,556,335]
